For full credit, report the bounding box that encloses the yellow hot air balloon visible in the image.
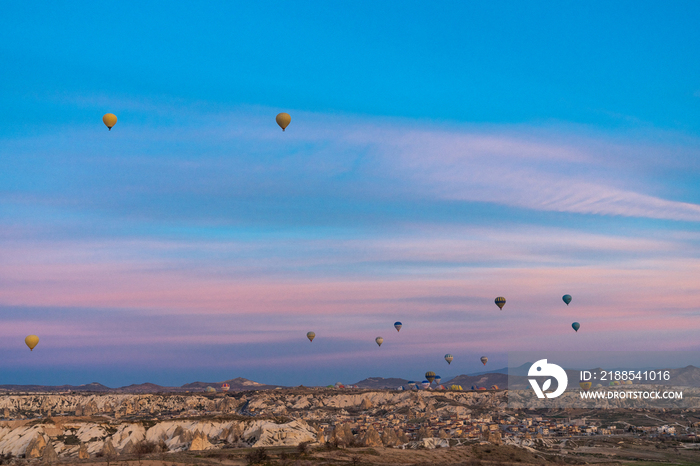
[25,335,39,351]
[102,113,117,131]
[276,113,291,131]
[579,381,592,391]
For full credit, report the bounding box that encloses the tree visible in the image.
[134,440,156,465]
[245,447,269,465]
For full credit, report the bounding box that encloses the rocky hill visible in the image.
[353,377,410,389]
[0,388,508,460]
[0,377,278,393]
[443,373,509,389]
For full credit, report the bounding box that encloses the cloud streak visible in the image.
[1,99,700,384]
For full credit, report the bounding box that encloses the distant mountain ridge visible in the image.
[2,365,698,392]
[0,377,280,393]
[353,377,410,389]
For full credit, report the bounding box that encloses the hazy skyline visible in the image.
[1,2,699,387]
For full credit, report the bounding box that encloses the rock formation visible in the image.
[189,430,213,451]
[359,398,373,410]
[381,428,398,446]
[484,430,502,445]
[331,423,355,446]
[26,434,47,458]
[101,439,117,457]
[416,426,431,440]
[359,426,382,447]
[41,442,59,463]
[120,439,134,455]
[79,442,89,459]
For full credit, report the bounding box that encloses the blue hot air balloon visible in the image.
[563,294,572,305]
[421,380,430,389]
[572,322,580,332]
[394,322,402,332]
[435,376,442,384]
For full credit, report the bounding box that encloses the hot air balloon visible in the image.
[221,383,230,392]
[444,354,453,364]
[102,113,117,131]
[438,384,446,390]
[407,381,416,387]
[480,356,488,366]
[495,297,506,310]
[276,113,291,131]
[579,381,592,391]
[307,331,315,342]
[25,335,39,351]
[421,380,430,389]
[572,322,580,332]
[425,371,436,384]
[563,294,572,305]
[394,322,402,332]
[490,385,499,390]
[435,376,441,384]
[375,337,383,347]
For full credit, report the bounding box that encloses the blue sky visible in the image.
[1,2,699,387]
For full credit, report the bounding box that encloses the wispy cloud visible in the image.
[1,99,700,383]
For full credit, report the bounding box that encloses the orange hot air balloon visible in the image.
[102,113,117,131]
[25,335,39,351]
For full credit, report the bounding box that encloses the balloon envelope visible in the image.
[421,381,430,389]
[425,371,436,383]
[579,381,592,391]
[306,331,315,342]
[480,356,488,365]
[563,294,572,305]
[102,113,117,130]
[394,322,402,332]
[435,376,441,384]
[25,335,39,351]
[276,112,291,131]
[375,337,383,347]
[495,297,506,310]
[572,322,580,332]
[444,354,453,364]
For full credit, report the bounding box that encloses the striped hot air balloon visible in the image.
[495,297,506,310]
[444,354,453,364]
[425,371,436,384]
